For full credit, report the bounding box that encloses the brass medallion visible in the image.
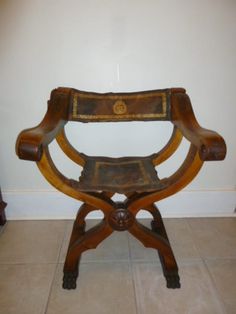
[113,100,127,115]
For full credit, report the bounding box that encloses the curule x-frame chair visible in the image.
[16,87,226,290]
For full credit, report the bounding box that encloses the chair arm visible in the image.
[171,92,226,161]
[16,88,71,161]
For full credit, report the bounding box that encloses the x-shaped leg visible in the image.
[63,192,114,289]
[63,216,113,289]
[63,194,180,289]
[128,220,180,288]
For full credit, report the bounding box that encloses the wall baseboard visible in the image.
[2,190,236,220]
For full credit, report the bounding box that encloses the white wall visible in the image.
[0,0,235,219]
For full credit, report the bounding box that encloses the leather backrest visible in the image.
[68,88,171,122]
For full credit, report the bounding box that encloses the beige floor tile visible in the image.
[59,220,130,263]
[164,218,200,260]
[188,218,236,258]
[0,226,4,237]
[0,263,55,314]
[0,221,66,263]
[132,260,225,314]
[206,259,236,314]
[46,262,137,314]
[128,219,200,262]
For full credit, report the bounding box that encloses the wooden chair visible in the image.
[16,87,226,289]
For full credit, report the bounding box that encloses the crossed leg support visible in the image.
[144,204,180,288]
[63,203,113,289]
[63,199,180,289]
[35,130,203,290]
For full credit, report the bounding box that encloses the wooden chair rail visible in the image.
[56,128,85,167]
[171,92,226,161]
[151,126,183,166]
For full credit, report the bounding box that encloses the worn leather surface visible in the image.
[69,89,171,122]
[77,155,166,193]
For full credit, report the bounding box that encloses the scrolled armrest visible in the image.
[171,92,226,161]
[16,88,71,161]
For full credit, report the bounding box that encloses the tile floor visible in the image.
[0,218,235,314]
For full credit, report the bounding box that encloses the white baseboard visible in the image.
[2,190,236,220]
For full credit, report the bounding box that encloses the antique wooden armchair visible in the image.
[16,87,226,290]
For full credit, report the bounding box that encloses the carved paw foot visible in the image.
[63,271,78,289]
[165,272,181,289]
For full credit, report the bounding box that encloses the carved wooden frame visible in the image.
[16,87,226,290]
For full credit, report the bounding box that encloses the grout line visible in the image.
[43,220,68,314]
[201,256,236,260]
[185,218,228,314]
[43,263,59,314]
[127,232,140,314]
[202,258,228,314]
[0,261,58,266]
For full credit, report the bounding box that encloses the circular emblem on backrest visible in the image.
[113,100,127,115]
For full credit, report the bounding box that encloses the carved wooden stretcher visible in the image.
[16,87,226,289]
